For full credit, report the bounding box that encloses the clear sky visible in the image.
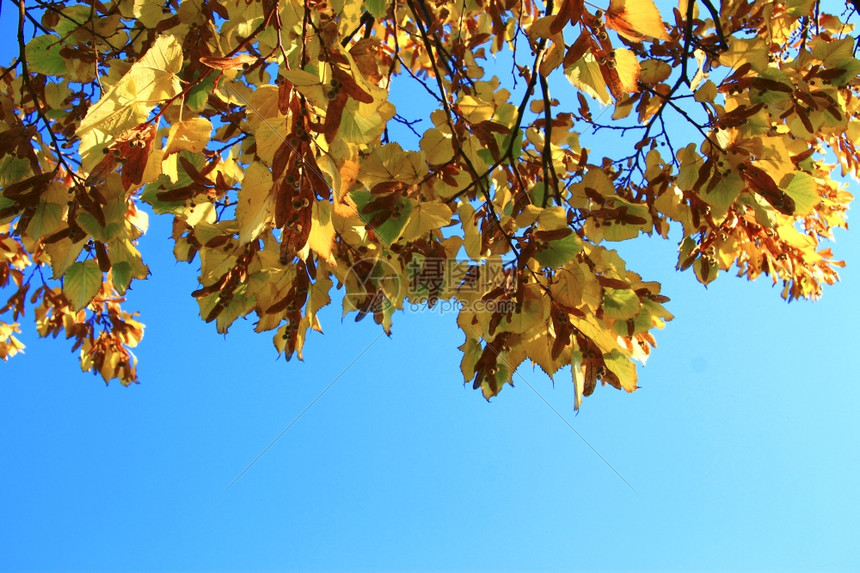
[2,4,860,573]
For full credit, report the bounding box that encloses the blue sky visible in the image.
[2,4,860,572]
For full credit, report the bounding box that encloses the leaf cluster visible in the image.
[1,0,857,407]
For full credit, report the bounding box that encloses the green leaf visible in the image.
[186,74,217,112]
[702,171,744,222]
[111,262,133,294]
[602,288,640,320]
[350,189,412,246]
[535,234,581,267]
[783,172,818,216]
[63,260,102,311]
[25,201,64,239]
[25,35,67,76]
[0,157,32,188]
[364,0,388,18]
[459,337,482,382]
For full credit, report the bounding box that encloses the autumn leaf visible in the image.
[199,54,257,70]
[78,35,182,171]
[566,52,610,104]
[63,260,102,311]
[236,161,275,245]
[400,202,453,242]
[604,0,670,42]
[164,118,213,155]
[308,200,336,263]
[0,323,26,361]
[420,128,456,165]
[2,0,855,401]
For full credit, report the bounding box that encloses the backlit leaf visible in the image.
[63,260,102,311]
[236,161,275,244]
[536,233,582,268]
[565,53,610,104]
[308,200,336,263]
[400,201,453,242]
[164,118,213,155]
[605,0,670,42]
[783,172,819,216]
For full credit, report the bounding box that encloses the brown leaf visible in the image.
[199,54,258,70]
[564,31,591,69]
[156,185,197,202]
[332,66,374,104]
[2,172,54,201]
[179,156,214,188]
[323,91,349,143]
[94,241,111,272]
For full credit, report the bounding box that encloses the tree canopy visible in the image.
[0,0,857,408]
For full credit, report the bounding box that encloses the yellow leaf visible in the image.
[572,353,585,410]
[551,263,585,308]
[45,237,86,279]
[689,49,708,90]
[139,148,163,187]
[335,157,360,216]
[281,69,322,86]
[133,0,166,28]
[694,80,717,103]
[522,329,566,379]
[613,48,641,93]
[719,37,768,72]
[78,35,182,170]
[164,118,212,155]
[0,322,25,361]
[501,284,548,334]
[536,206,568,230]
[605,0,670,42]
[458,203,485,261]
[359,143,427,188]
[569,167,616,208]
[514,204,542,228]
[400,201,453,242]
[308,200,336,263]
[639,59,671,83]
[305,269,333,333]
[565,53,610,104]
[458,95,494,123]
[420,128,456,165]
[236,161,274,245]
[603,349,638,392]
